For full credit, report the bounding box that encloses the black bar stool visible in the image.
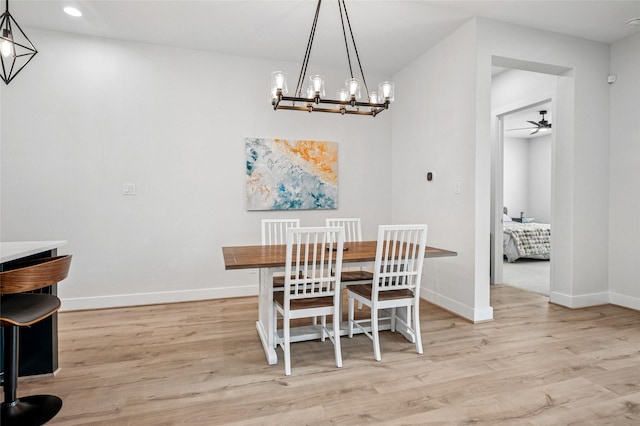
[1,255,72,426]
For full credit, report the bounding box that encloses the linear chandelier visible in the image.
[0,0,38,85]
[270,0,394,117]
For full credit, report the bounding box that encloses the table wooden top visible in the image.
[222,241,457,270]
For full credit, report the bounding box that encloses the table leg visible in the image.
[389,306,415,343]
[256,267,278,365]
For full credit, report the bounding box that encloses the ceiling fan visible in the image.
[508,110,552,135]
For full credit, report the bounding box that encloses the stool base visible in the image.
[1,395,62,426]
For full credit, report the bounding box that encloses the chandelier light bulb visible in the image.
[271,71,288,91]
[1,39,13,57]
[369,91,378,104]
[379,81,395,102]
[269,71,288,102]
[346,78,361,100]
[269,85,278,102]
[337,88,349,102]
[306,85,315,99]
[310,75,325,97]
[1,29,14,57]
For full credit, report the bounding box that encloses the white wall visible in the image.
[492,69,556,110]
[503,135,551,223]
[392,17,612,321]
[528,135,551,223]
[609,32,640,310]
[392,20,491,321]
[0,28,393,310]
[503,137,529,217]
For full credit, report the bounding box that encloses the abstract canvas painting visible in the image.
[245,138,338,210]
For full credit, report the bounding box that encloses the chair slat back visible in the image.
[325,218,362,242]
[373,225,428,297]
[285,227,344,301]
[261,219,300,245]
[0,255,72,294]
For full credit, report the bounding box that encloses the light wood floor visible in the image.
[7,285,640,425]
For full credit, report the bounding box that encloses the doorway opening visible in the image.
[501,101,552,295]
[489,58,570,297]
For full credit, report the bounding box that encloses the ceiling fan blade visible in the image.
[507,127,537,131]
[529,128,540,135]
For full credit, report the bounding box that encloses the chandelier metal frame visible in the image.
[270,0,393,117]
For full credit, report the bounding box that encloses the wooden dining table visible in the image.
[222,241,457,365]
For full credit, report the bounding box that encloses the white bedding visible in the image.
[503,221,551,262]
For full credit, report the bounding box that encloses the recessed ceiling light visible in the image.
[626,17,640,27]
[64,6,82,17]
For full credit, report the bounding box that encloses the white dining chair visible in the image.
[347,224,428,361]
[273,226,345,375]
[261,219,300,245]
[325,218,374,283]
[326,218,362,242]
[261,219,300,290]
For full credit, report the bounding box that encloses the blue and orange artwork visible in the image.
[245,138,338,210]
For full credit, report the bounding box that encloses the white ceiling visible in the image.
[9,1,640,76]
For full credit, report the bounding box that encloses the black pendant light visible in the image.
[0,0,37,85]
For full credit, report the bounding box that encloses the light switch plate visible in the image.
[123,183,136,195]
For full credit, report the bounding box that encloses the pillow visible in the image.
[503,213,512,222]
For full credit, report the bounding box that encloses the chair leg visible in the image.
[283,311,291,376]
[390,307,397,332]
[413,303,423,355]
[321,315,327,342]
[348,296,355,338]
[406,305,416,343]
[1,325,63,426]
[372,307,382,361]
[273,307,278,348]
[333,307,343,368]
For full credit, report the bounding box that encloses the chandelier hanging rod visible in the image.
[270,0,394,117]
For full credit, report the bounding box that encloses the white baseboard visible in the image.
[60,285,258,311]
[60,286,639,315]
[609,292,640,311]
[549,290,610,308]
[421,288,493,322]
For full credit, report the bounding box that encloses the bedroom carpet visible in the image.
[502,258,550,296]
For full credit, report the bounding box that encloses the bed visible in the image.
[502,213,551,263]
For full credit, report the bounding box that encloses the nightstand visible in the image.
[512,217,534,223]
